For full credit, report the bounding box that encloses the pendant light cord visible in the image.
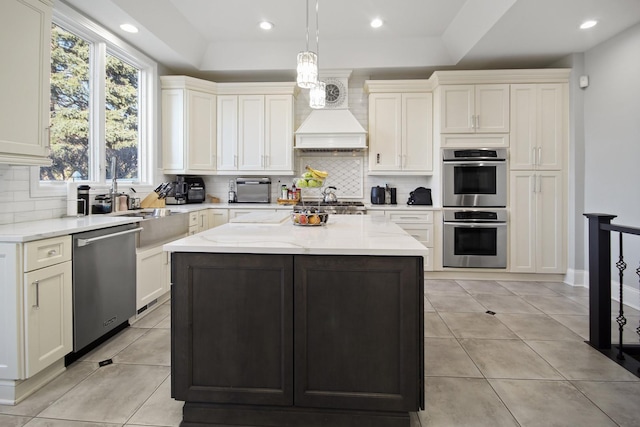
[305,0,310,51]
[315,0,320,64]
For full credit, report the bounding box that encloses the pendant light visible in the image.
[296,0,317,89]
[309,0,325,109]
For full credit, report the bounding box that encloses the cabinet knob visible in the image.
[47,249,57,257]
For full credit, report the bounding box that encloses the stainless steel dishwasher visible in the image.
[71,223,141,353]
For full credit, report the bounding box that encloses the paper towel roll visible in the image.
[66,181,78,216]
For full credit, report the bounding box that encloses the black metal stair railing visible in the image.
[584,213,640,376]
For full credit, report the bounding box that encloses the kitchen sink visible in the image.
[118,210,189,248]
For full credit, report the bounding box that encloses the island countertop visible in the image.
[164,213,428,257]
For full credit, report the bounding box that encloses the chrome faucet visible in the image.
[110,156,118,211]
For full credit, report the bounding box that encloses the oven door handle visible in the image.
[443,160,506,166]
[443,222,507,227]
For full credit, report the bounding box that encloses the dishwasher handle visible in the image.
[76,227,143,247]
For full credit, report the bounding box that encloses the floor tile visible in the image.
[566,295,589,307]
[128,376,183,427]
[0,414,31,427]
[496,313,584,341]
[38,364,170,424]
[25,419,121,427]
[455,280,514,295]
[0,362,98,417]
[525,340,640,381]
[459,339,563,380]
[497,280,561,296]
[80,327,150,363]
[541,282,589,296]
[418,377,518,427]
[427,293,486,313]
[424,279,467,294]
[131,304,170,329]
[474,294,543,314]
[490,379,617,427]
[424,338,482,378]
[439,312,519,339]
[114,329,171,366]
[423,295,435,312]
[520,295,589,315]
[549,314,589,339]
[424,313,453,338]
[154,315,171,329]
[573,380,640,427]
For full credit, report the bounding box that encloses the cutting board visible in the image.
[229,211,291,225]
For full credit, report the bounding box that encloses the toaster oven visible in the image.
[235,178,271,203]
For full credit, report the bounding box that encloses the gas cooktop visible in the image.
[295,201,365,207]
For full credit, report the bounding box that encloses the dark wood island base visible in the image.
[171,253,424,427]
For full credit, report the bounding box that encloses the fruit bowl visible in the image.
[291,211,329,226]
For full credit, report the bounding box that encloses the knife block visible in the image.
[140,192,166,208]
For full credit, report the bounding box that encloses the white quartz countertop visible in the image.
[164,214,429,257]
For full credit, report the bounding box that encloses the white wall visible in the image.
[582,22,640,308]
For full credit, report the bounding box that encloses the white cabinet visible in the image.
[136,245,170,310]
[510,84,566,170]
[385,210,435,271]
[0,0,52,165]
[161,76,217,174]
[510,171,564,273]
[188,209,213,234]
[0,236,72,382]
[368,92,433,174]
[208,209,229,228]
[440,84,509,133]
[217,93,294,174]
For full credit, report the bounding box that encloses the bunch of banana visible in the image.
[305,165,328,179]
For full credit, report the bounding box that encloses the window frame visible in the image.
[30,2,158,197]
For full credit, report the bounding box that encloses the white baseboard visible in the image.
[612,282,640,312]
[564,268,588,287]
[0,359,66,405]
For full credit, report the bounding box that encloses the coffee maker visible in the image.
[165,176,187,205]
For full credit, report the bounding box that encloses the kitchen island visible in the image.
[164,214,426,427]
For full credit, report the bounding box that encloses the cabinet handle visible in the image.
[538,147,542,166]
[33,280,40,309]
[471,115,475,129]
[532,174,537,193]
[47,249,57,257]
[265,155,269,168]
[403,154,407,167]
[376,153,380,164]
[532,148,537,166]
[476,115,480,129]
[537,174,542,193]
[399,216,421,220]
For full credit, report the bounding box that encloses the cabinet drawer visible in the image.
[386,211,433,223]
[24,236,71,272]
[396,224,433,247]
[188,212,198,226]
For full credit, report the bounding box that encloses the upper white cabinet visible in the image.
[217,91,295,175]
[368,92,433,174]
[440,84,509,133]
[161,76,218,175]
[510,84,566,170]
[0,0,52,165]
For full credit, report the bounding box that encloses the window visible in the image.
[31,3,157,195]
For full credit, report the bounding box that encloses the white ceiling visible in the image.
[61,0,640,81]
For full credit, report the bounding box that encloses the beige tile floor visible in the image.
[1,279,639,427]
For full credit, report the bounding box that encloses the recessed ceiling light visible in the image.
[370,18,383,28]
[580,20,598,29]
[259,21,274,30]
[120,23,139,33]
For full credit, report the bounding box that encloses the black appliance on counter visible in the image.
[407,187,432,205]
[371,186,385,204]
[183,176,205,204]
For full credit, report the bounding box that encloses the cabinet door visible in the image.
[440,85,474,133]
[0,0,52,164]
[510,85,537,169]
[537,84,564,170]
[136,245,166,310]
[368,93,402,171]
[197,210,209,232]
[238,95,265,171]
[402,93,433,172]
[161,89,186,171]
[475,84,510,133]
[216,96,238,171]
[294,255,422,412]
[510,171,536,273]
[186,90,217,172]
[24,261,72,377]
[208,209,229,228]
[172,253,294,406]
[264,95,293,173]
[536,172,564,273]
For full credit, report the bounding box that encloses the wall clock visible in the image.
[323,78,347,108]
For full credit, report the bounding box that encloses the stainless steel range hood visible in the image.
[294,109,367,151]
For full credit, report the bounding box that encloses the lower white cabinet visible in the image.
[208,209,229,228]
[136,245,170,310]
[510,171,564,273]
[384,210,435,271]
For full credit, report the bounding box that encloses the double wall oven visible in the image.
[442,148,508,269]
